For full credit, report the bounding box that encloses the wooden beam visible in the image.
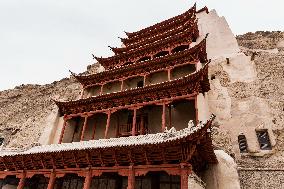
[16,171,26,189]
[47,171,56,189]
[167,68,172,81]
[83,168,92,189]
[127,165,135,189]
[132,108,137,136]
[162,103,166,132]
[80,116,89,141]
[104,111,111,139]
[180,163,190,189]
[59,117,68,144]
[120,80,124,91]
[100,84,104,95]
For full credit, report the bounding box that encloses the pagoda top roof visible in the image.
[121,12,197,47]
[112,20,198,55]
[95,26,198,70]
[124,3,196,39]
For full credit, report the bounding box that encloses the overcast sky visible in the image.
[0,0,283,91]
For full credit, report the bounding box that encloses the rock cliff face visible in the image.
[0,79,80,148]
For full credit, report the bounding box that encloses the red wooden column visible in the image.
[80,115,89,141]
[127,165,135,189]
[83,169,92,189]
[180,163,190,189]
[104,111,111,139]
[131,108,137,136]
[47,171,56,189]
[58,116,68,144]
[167,68,172,81]
[120,80,124,91]
[162,103,166,132]
[143,75,147,86]
[100,84,104,95]
[17,172,26,189]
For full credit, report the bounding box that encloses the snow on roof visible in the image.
[0,115,215,157]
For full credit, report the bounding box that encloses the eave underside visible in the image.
[124,4,196,39]
[0,117,217,174]
[55,63,210,115]
[75,39,207,87]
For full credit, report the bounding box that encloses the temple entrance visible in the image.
[54,174,84,189]
[24,174,49,189]
[90,173,127,189]
[135,171,180,189]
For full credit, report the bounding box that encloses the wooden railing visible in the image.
[118,123,148,137]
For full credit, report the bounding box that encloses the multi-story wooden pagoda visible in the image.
[0,4,217,189]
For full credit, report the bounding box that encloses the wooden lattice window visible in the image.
[238,134,248,153]
[256,130,272,150]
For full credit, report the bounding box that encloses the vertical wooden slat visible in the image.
[131,109,137,136]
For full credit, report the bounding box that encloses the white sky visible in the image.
[0,0,283,91]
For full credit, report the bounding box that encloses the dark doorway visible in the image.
[54,174,84,189]
[135,171,180,189]
[90,173,127,189]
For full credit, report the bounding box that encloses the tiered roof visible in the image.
[0,115,217,172]
[94,4,199,70]
[75,39,207,88]
[124,4,196,40]
[56,63,210,115]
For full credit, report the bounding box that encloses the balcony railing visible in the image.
[118,122,148,137]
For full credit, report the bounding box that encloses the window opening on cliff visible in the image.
[256,130,272,150]
[0,138,4,146]
[238,134,248,153]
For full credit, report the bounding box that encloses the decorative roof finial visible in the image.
[205,33,209,39]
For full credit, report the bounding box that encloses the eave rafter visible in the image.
[0,115,217,172]
[96,29,197,70]
[125,3,196,39]
[75,38,207,87]
[119,15,199,49]
[55,62,210,115]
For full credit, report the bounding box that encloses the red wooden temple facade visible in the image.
[0,4,217,189]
